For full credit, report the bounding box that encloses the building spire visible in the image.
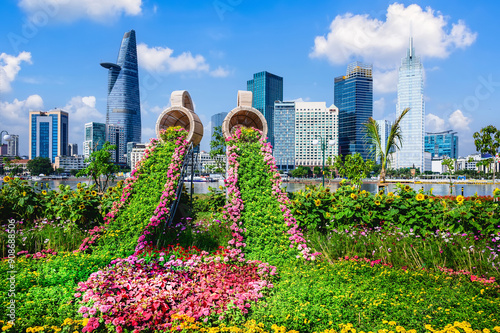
[409,22,413,58]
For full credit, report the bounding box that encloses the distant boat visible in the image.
[31,176,42,181]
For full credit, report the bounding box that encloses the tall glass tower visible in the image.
[29,110,69,163]
[334,61,373,159]
[247,71,283,147]
[273,101,296,171]
[395,37,425,171]
[101,29,141,162]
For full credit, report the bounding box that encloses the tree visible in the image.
[363,108,410,184]
[291,166,308,178]
[77,142,119,193]
[27,157,53,176]
[473,125,500,184]
[313,166,321,178]
[208,126,226,177]
[441,157,456,194]
[334,153,374,188]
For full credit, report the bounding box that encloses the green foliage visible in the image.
[0,177,43,223]
[209,125,226,176]
[0,251,114,330]
[290,165,310,178]
[334,153,374,187]
[27,157,53,176]
[473,125,500,183]
[77,141,119,193]
[249,259,500,331]
[363,108,409,183]
[290,183,500,236]
[99,129,187,256]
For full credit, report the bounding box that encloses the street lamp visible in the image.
[312,137,336,187]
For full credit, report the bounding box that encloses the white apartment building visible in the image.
[54,155,86,172]
[295,102,339,167]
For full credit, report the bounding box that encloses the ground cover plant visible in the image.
[1,126,499,332]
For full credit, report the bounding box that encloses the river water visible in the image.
[4,178,498,197]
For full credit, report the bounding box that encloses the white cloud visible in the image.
[137,43,230,78]
[63,96,104,123]
[310,3,477,93]
[292,97,311,103]
[62,96,105,147]
[18,0,142,23]
[373,69,398,94]
[210,66,231,78]
[0,95,43,155]
[373,97,386,119]
[310,3,476,67]
[137,43,209,74]
[448,109,472,131]
[426,113,446,132]
[0,51,32,93]
[141,127,156,143]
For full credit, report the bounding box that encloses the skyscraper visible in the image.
[334,62,373,159]
[394,37,425,171]
[273,101,296,171]
[7,134,19,157]
[425,130,459,159]
[29,110,69,163]
[68,143,78,156]
[211,112,228,138]
[83,122,106,159]
[247,71,283,147]
[101,29,141,162]
[295,102,339,167]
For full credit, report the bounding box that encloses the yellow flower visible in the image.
[314,199,321,207]
[3,176,10,182]
[79,205,85,210]
[388,192,394,197]
[388,321,396,326]
[42,190,47,195]
[475,199,482,205]
[404,185,411,191]
[91,190,97,196]
[375,200,381,206]
[415,193,425,201]
[77,183,82,188]
[456,195,465,204]
[351,193,358,200]
[219,185,223,190]
[494,188,500,195]
[63,194,69,201]
[22,191,26,196]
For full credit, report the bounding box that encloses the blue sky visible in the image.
[1,0,499,157]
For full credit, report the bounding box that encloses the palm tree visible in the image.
[364,108,410,184]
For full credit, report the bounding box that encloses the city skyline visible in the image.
[0,1,497,158]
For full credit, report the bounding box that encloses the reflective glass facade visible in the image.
[395,38,425,171]
[29,110,69,163]
[273,101,296,170]
[101,29,141,160]
[334,62,373,159]
[425,130,459,159]
[84,122,106,159]
[247,71,283,147]
[375,120,391,164]
[211,112,228,138]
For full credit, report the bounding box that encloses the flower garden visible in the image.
[1,126,500,332]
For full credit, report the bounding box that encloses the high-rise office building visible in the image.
[295,102,339,167]
[83,122,106,159]
[247,71,283,147]
[101,29,141,161]
[394,37,425,171]
[68,143,78,156]
[375,120,391,164]
[273,101,295,171]
[211,112,228,138]
[107,124,126,164]
[425,130,459,159]
[29,110,69,163]
[334,62,373,159]
[7,134,19,157]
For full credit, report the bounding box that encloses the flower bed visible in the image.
[75,245,276,332]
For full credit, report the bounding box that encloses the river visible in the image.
[3,178,498,197]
